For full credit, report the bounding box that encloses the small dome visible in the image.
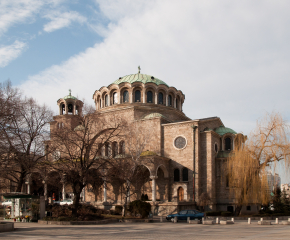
[63,89,77,100]
[214,126,237,136]
[74,125,85,131]
[113,73,168,87]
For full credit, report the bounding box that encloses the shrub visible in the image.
[115,205,123,215]
[128,200,151,218]
[221,211,232,217]
[205,211,221,216]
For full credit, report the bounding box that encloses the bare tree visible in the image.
[198,192,211,212]
[227,112,290,215]
[49,105,124,217]
[0,81,53,192]
[108,121,154,217]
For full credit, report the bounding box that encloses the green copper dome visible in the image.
[214,126,237,136]
[63,89,77,100]
[112,66,168,87]
[113,73,168,86]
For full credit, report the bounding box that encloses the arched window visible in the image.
[119,141,125,154]
[104,143,109,156]
[68,103,73,113]
[99,99,102,109]
[176,98,179,109]
[108,143,112,157]
[97,143,102,156]
[62,104,65,114]
[147,91,153,103]
[225,137,232,151]
[174,169,180,182]
[123,91,129,103]
[112,142,118,157]
[134,90,141,102]
[168,95,172,106]
[113,92,118,104]
[182,168,188,181]
[158,92,163,104]
[105,95,109,107]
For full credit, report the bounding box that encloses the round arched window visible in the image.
[147,91,153,103]
[123,91,129,103]
[135,90,141,102]
[174,136,186,149]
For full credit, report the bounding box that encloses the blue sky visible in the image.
[1,0,290,182]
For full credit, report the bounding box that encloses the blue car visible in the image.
[166,209,204,221]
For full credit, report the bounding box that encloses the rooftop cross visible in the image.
[69,89,71,96]
[138,66,141,74]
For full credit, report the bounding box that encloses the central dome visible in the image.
[113,73,169,87]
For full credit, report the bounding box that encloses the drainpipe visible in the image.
[192,126,197,203]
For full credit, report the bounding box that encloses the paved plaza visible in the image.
[1,221,290,239]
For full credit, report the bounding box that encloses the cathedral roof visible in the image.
[214,126,237,136]
[113,67,168,86]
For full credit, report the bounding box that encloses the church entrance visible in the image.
[178,187,184,201]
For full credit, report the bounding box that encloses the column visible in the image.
[59,105,62,115]
[103,180,107,202]
[154,92,158,104]
[65,103,68,115]
[150,176,158,202]
[43,180,47,201]
[73,103,76,115]
[165,95,168,106]
[62,184,65,200]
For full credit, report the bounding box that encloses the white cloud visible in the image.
[0,0,67,36]
[43,11,87,32]
[0,0,43,36]
[20,0,290,136]
[0,40,27,67]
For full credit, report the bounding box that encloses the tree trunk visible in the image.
[16,171,25,192]
[122,183,130,217]
[235,205,242,216]
[72,184,83,217]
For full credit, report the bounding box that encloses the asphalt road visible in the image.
[1,221,290,239]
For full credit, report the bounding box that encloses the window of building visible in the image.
[105,95,109,107]
[113,92,118,104]
[119,141,125,154]
[123,91,129,103]
[99,99,101,108]
[215,143,218,153]
[168,95,172,106]
[68,103,73,113]
[158,92,163,104]
[147,91,153,103]
[112,142,118,158]
[225,137,232,151]
[174,136,187,149]
[174,169,180,182]
[246,206,251,211]
[182,168,188,181]
[135,90,141,102]
[105,143,109,156]
[176,98,179,109]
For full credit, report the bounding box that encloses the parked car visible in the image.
[166,210,204,221]
[60,199,73,205]
[1,200,12,206]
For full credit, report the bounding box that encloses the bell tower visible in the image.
[57,89,83,116]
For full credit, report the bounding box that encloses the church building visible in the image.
[50,67,246,215]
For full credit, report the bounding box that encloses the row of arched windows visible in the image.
[98,89,182,110]
[174,168,188,182]
[98,141,125,158]
[57,122,64,129]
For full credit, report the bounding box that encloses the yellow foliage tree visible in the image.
[227,112,290,215]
